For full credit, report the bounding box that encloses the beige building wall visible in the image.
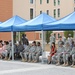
[13,0,30,20]
[35,0,74,19]
[13,0,75,21]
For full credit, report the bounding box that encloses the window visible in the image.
[54,9,56,18]
[74,0,75,3]
[30,0,33,4]
[47,0,49,3]
[47,10,49,15]
[54,0,56,6]
[74,7,75,11]
[58,9,60,17]
[40,11,42,14]
[39,33,42,39]
[30,8,33,19]
[40,0,42,4]
[58,0,60,5]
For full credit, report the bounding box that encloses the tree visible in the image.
[64,31,74,38]
[20,32,25,41]
[46,31,52,44]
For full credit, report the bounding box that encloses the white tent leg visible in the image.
[42,30,45,63]
[73,31,75,38]
[18,32,20,41]
[11,32,14,60]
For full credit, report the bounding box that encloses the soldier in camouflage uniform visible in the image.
[70,43,75,67]
[50,33,55,49]
[58,36,64,48]
[62,42,72,66]
[67,34,72,47]
[18,41,25,61]
[52,42,65,65]
[28,41,36,62]
[33,42,42,62]
[23,44,30,62]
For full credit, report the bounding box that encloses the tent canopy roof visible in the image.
[14,13,56,31]
[20,13,56,26]
[44,12,75,30]
[0,22,2,24]
[0,15,27,31]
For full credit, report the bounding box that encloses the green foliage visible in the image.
[46,31,52,44]
[20,32,25,39]
[64,31,74,38]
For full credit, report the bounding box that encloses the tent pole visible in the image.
[18,32,20,41]
[11,32,14,60]
[73,31,75,38]
[42,30,44,63]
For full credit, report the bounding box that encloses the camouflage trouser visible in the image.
[9,50,12,59]
[52,53,63,63]
[63,53,70,63]
[72,54,75,62]
[20,52,24,59]
[24,52,29,60]
[34,53,40,61]
[28,53,35,61]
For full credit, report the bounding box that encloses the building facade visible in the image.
[0,0,75,41]
[0,0,13,41]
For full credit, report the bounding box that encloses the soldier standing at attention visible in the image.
[50,33,55,50]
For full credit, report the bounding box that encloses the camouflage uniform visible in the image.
[70,47,75,63]
[50,35,55,49]
[52,46,65,63]
[63,42,72,64]
[34,46,42,62]
[28,46,36,61]
[24,45,30,61]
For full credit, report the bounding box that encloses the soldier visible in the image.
[18,41,24,61]
[33,42,42,63]
[50,33,55,49]
[62,36,66,44]
[52,42,65,65]
[23,44,30,62]
[14,41,24,61]
[28,41,36,62]
[70,44,75,67]
[67,34,72,47]
[62,42,72,66]
[21,34,29,45]
[58,36,64,48]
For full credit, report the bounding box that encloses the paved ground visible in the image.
[0,60,75,75]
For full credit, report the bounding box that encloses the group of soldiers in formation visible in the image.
[49,33,75,67]
[0,34,42,63]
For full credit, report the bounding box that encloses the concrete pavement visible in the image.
[0,60,75,75]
